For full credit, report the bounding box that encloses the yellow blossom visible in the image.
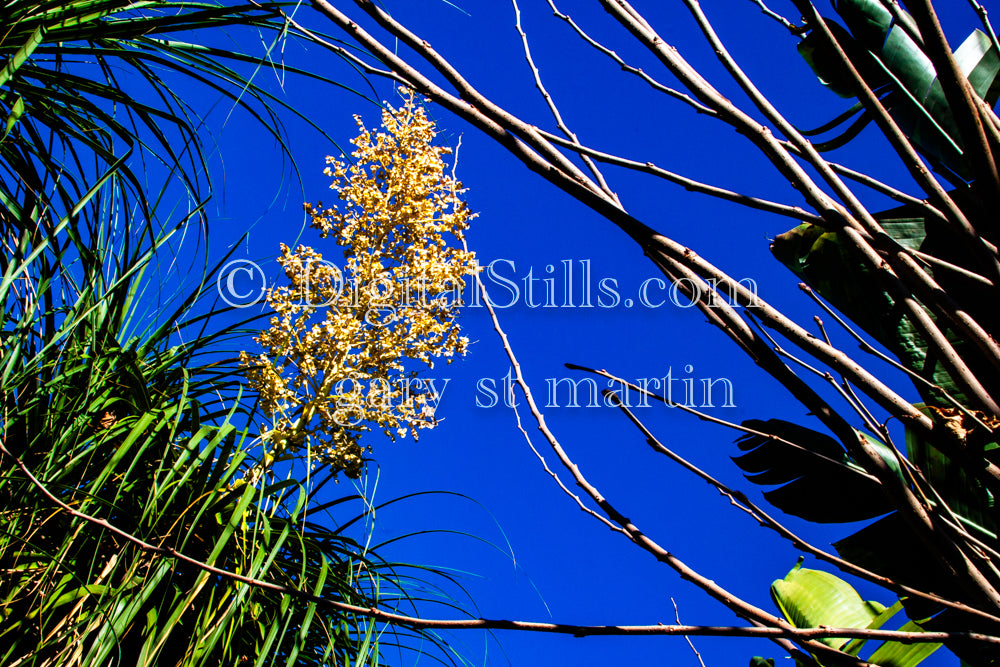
[241,89,477,479]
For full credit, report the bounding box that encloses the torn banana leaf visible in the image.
[797,0,1000,182]
[733,419,899,523]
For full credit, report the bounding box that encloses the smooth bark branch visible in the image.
[641,256,865,447]
[747,0,804,33]
[598,0,851,224]
[814,316,887,436]
[557,0,939,229]
[774,139,943,211]
[773,144,997,287]
[645,239,910,430]
[571,363,872,476]
[762,324,892,435]
[909,249,996,286]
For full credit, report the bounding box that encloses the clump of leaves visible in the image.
[243,89,477,478]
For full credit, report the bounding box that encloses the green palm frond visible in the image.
[0,2,462,665]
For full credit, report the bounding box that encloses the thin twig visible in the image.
[571,361,877,482]
[746,310,942,505]
[672,598,708,667]
[463,239,625,535]
[797,283,994,432]
[536,128,823,223]
[814,315,886,439]
[547,0,717,117]
[747,0,806,33]
[511,0,619,203]
[748,311,898,440]
[968,0,1000,58]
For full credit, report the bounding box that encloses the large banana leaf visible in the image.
[770,194,1000,409]
[798,0,1000,181]
[733,419,898,523]
[770,561,941,665]
[772,561,887,651]
[835,511,1000,667]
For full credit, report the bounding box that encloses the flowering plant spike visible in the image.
[242,89,477,478]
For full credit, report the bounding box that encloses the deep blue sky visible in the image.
[181,1,994,664]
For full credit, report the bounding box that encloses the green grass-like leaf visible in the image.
[0,2,467,665]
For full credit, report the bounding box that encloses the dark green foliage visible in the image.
[733,419,896,523]
[739,2,1000,664]
[771,195,1000,408]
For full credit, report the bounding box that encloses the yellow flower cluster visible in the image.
[241,89,476,479]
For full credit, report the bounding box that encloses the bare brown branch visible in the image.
[904,0,1000,198]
